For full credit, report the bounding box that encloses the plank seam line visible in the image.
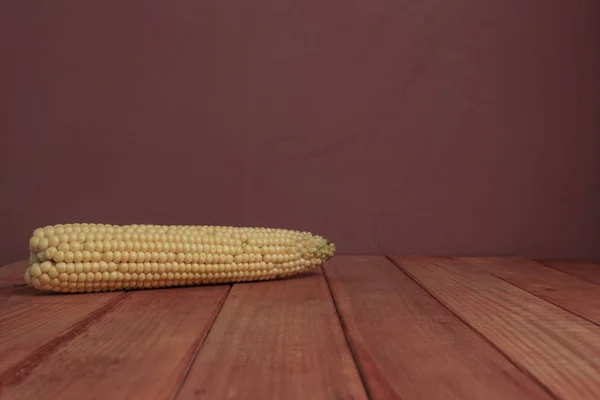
[460,259,600,328]
[385,256,560,400]
[0,292,129,391]
[171,284,233,400]
[321,265,376,400]
[536,260,600,288]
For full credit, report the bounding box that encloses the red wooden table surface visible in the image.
[1,256,599,399]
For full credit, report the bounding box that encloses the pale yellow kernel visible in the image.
[82,250,92,262]
[108,262,117,272]
[113,251,122,262]
[45,247,57,259]
[48,267,59,279]
[57,242,69,253]
[68,273,78,283]
[33,228,45,238]
[121,251,130,263]
[158,252,167,263]
[74,263,83,274]
[78,273,87,282]
[72,251,82,263]
[63,251,74,263]
[86,272,95,281]
[128,263,137,273]
[137,252,145,262]
[118,241,126,251]
[118,263,128,273]
[30,237,40,252]
[176,253,185,263]
[129,252,138,262]
[131,272,138,281]
[167,252,176,262]
[98,262,108,273]
[143,263,151,273]
[102,271,110,280]
[90,251,101,262]
[109,271,118,281]
[39,261,52,273]
[39,274,51,285]
[38,237,49,252]
[102,251,114,262]
[54,250,66,262]
[102,240,112,251]
[94,272,103,281]
[29,264,42,278]
[124,273,132,281]
[48,235,60,248]
[80,262,91,273]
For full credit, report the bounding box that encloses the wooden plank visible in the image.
[0,286,229,400]
[176,268,368,400]
[391,256,600,400]
[462,257,600,325]
[324,256,552,400]
[0,288,123,375]
[538,259,600,286]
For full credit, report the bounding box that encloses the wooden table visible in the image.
[1,256,599,399]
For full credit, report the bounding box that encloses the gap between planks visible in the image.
[389,256,600,400]
[0,282,230,400]
[461,257,600,327]
[325,255,553,400]
[175,268,368,400]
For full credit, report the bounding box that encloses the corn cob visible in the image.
[24,223,336,294]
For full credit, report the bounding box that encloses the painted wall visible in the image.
[2,0,599,264]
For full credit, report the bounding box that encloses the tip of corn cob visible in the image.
[24,223,336,294]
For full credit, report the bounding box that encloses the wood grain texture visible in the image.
[176,268,367,400]
[0,286,229,400]
[391,256,600,400]
[0,288,123,376]
[323,256,552,400]
[462,257,600,326]
[538,259,600,286]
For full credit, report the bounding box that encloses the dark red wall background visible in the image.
[1,1,599,265]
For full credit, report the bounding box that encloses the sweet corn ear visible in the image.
[24,223,336,293]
